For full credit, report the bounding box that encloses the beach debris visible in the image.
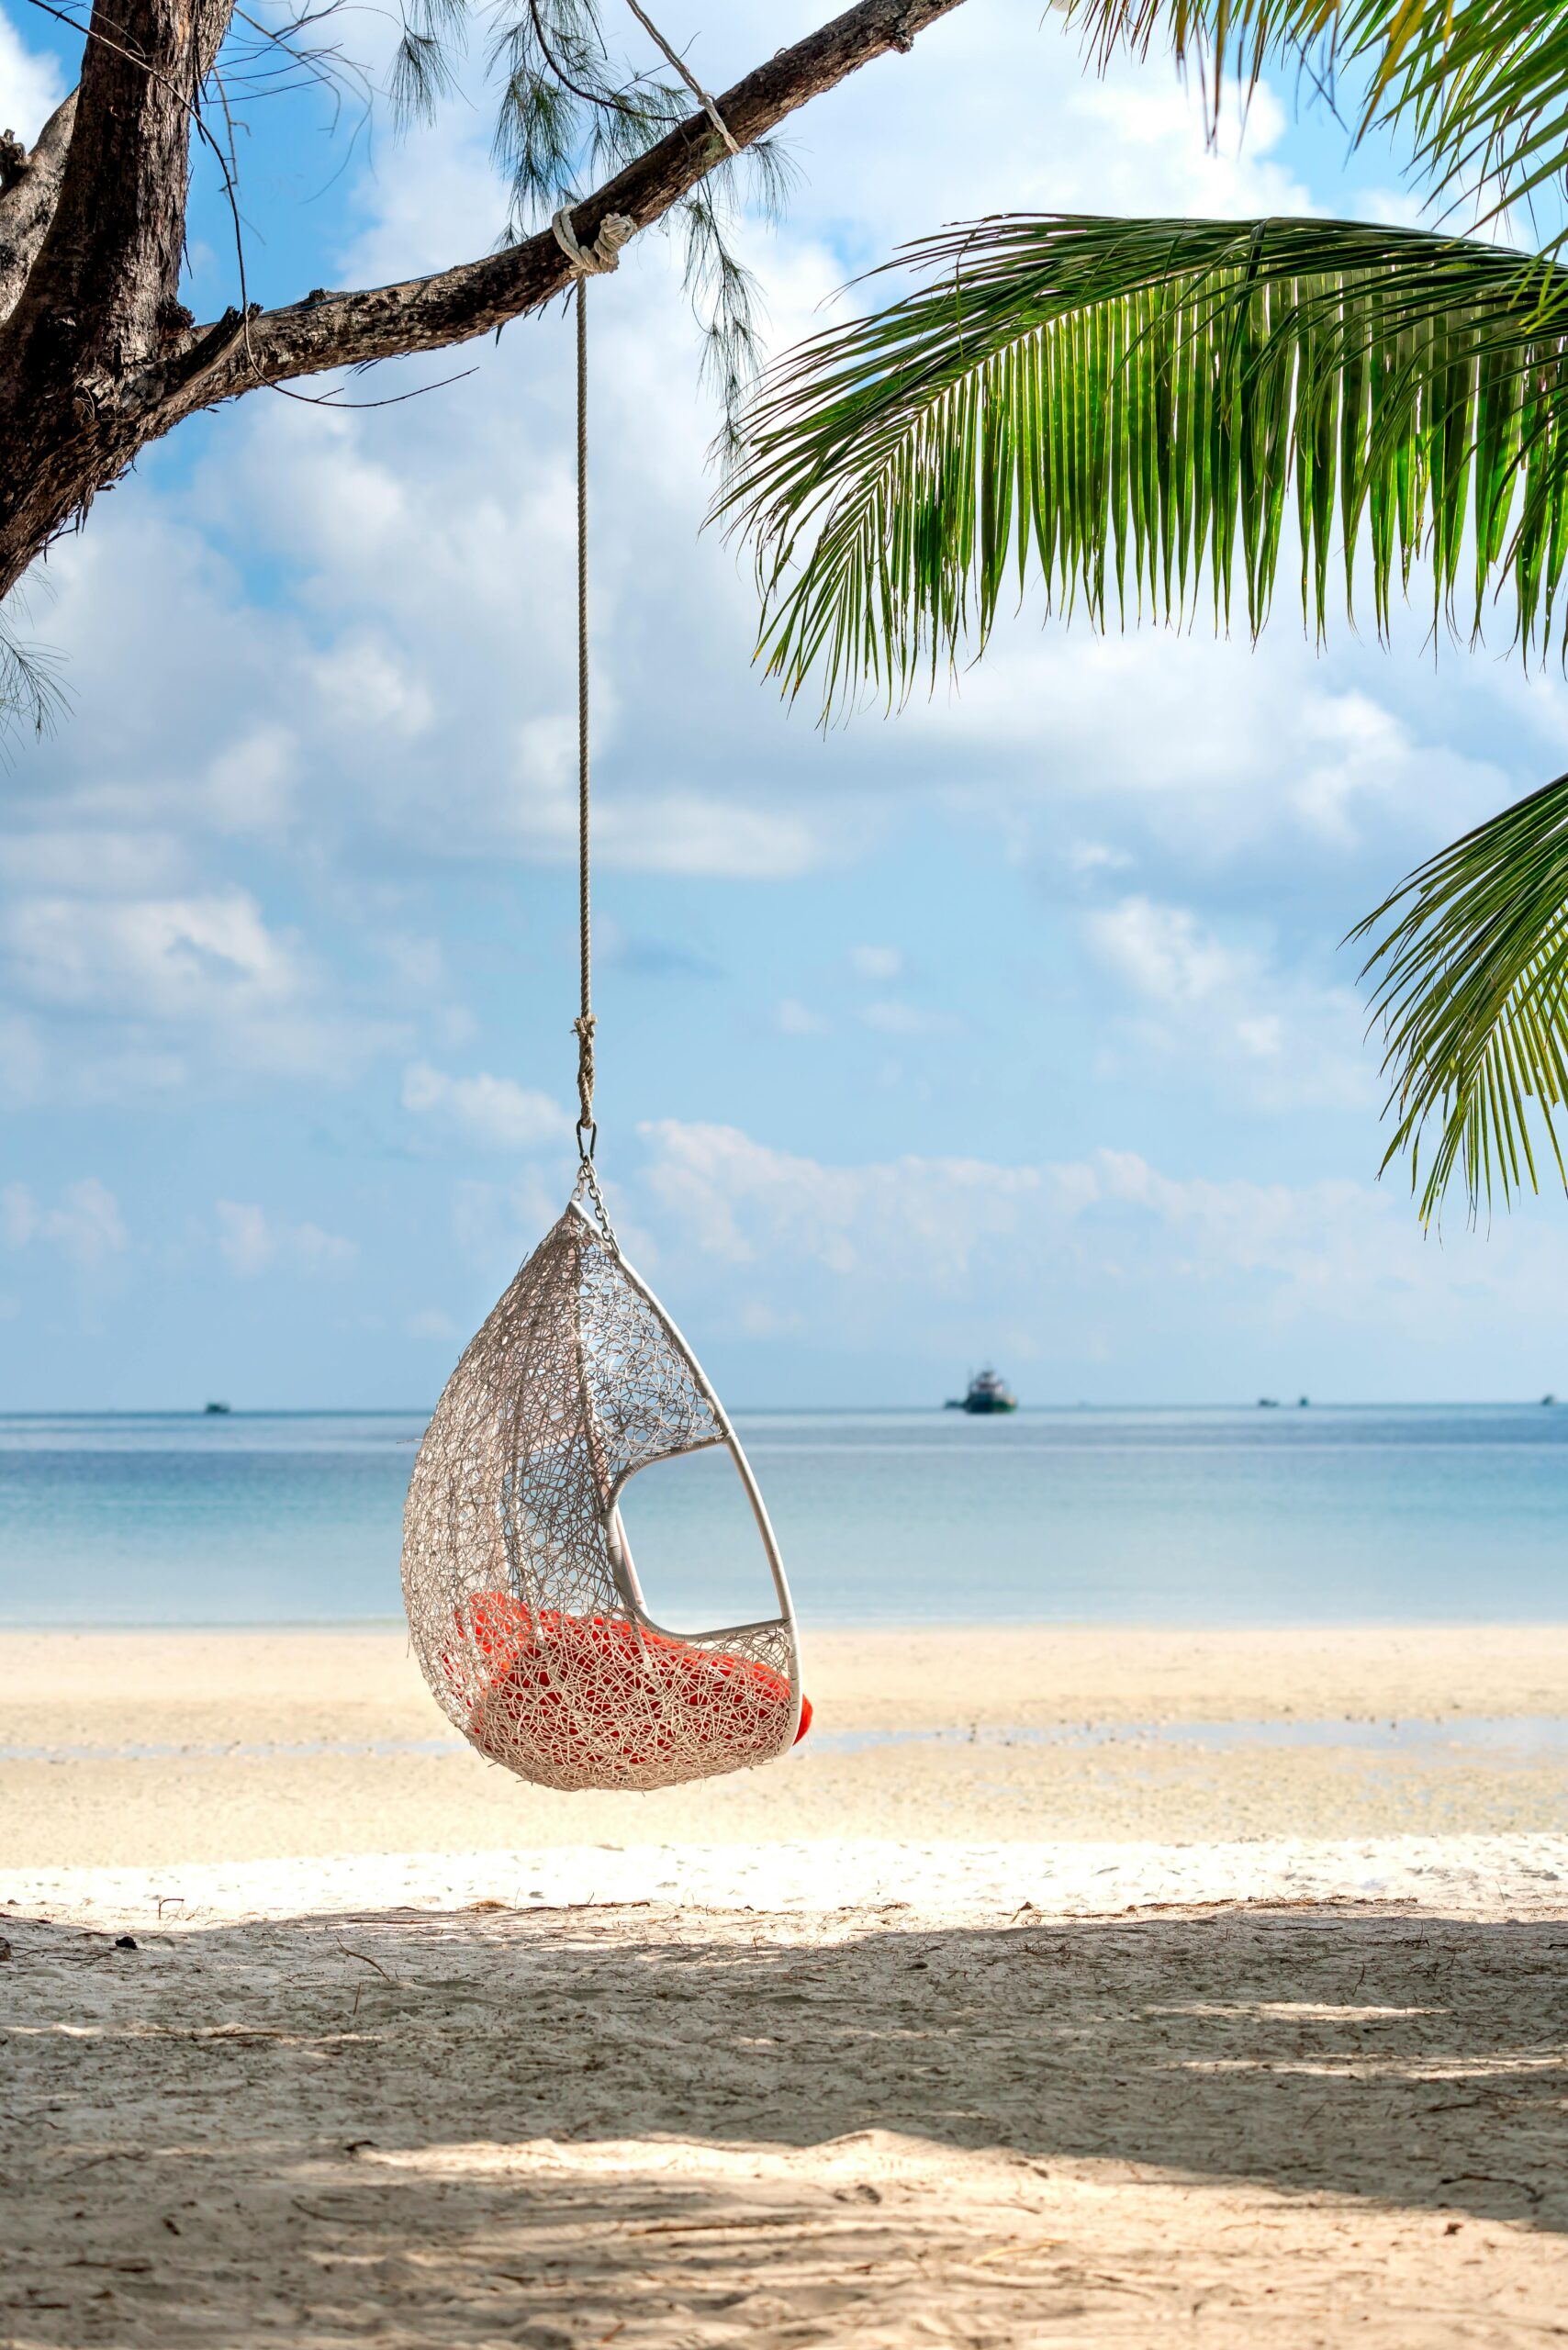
[113,1935,137,1951]
[337,1943,397,1984]
[0,1935,11,1961]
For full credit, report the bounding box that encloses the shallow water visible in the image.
[2,1403,1567,1628]
[7,1716,1568,1767]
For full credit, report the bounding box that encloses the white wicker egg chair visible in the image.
[401,1194,804,1791]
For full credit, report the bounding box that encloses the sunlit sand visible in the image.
[6,1623,1568,2342]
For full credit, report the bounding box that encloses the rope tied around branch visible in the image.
[622,0,742,155]
[551,206,636,275]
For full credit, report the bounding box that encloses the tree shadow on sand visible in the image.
[8,1898,1568,2344]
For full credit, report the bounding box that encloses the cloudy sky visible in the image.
[5,0,1568,1410]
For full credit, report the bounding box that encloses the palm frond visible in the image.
[1064,0,1568,241]
[1354,770,1568,1220]
[723,212,1568,715]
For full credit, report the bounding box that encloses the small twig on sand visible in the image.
[336,1943,398,1984]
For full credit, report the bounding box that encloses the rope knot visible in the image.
[552,207,636,276]
[572,1011,597,1142]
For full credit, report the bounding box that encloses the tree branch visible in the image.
[0,93,77,327]
[14,0,236,373]
[144,0,965,423]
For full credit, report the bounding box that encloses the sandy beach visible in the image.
[8,1620,1568,1863]
[6,1622,1568,2344]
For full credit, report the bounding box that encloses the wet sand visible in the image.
[5,1621,1568,1863]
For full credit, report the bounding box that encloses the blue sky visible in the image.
[6,0,1568,1409]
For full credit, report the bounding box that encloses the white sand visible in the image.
[6,1625,1568,2343]
[6,1852,1567,2345]
[13,1828,1568,1928]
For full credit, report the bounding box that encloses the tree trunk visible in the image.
[0,0,968,605]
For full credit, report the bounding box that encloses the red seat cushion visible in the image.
[443,1592,809,1781]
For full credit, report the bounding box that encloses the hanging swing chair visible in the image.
[400,241,808,1794]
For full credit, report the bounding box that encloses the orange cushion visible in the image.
[443,1593,810,1780]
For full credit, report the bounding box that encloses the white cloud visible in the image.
[308,637,434,740]
[1067,840,1134,878]
[406,1307,459,1342]
[2,890,299,1019]
[204,728,299,836]
[215,1202,357,1278]
[632,1119,1568,1377]
[593,791,826,880]
[1089,897,1243,1005]
[0,4,65,142]
[751,5,1314,258]
[776,998,829,1035]
[860,1000,960,1036]
[452,1170,570,1267]
[1287,691,1412,846]
[638,1120,1047,1282]
[849,945,904,981]
[3,1178,128,1268]
[1084,894,1371,1110]
[402,1062,572,1151]
[2,1183,32,1246]
[2,830,192,896]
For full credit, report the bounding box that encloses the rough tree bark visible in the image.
[0,0,969,606]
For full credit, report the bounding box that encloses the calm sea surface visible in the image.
[1,1405,1565,1629]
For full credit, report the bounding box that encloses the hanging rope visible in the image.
[571,276,594,1166]
[622,1,741,156]
[549,218,626,1253]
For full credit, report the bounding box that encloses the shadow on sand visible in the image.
[7,1897,1568,2343]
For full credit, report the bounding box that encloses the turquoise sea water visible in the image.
[2,1404,1566,1629]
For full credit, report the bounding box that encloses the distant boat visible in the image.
[945,1367,1018,1415]
[204,1401,231,1415]
[1258,1397,1280,1408]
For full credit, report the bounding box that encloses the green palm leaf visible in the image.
[724,213,1568,716]
[1065,0,1568,241]
[1354,771,1568,1219]
[726,208,1568,1217]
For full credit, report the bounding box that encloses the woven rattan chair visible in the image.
[402,1198,806,1792]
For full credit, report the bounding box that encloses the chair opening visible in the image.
[610,1441,782,1638]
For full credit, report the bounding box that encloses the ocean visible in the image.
[1,1404,1565,1629]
